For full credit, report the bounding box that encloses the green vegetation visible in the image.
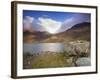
[23,51,74,69]
[32,53,65,68]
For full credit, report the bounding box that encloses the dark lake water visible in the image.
[23,43,64,54]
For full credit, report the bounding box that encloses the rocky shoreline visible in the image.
[23,40,90,69]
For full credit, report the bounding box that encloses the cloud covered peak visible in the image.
[38,17,62,34]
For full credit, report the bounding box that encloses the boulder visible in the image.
[64,41,90,57]
[76,57,91,66]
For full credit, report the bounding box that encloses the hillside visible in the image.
[23,22,91,43]
[43,22,90,42]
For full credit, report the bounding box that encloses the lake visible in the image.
[23,43,64,54]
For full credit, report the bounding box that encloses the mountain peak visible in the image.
[70,22,90,30]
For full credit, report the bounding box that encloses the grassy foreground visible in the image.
[23,51,74,69]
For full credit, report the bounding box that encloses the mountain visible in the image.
[23,22,91,43]
[66,22,91,41]
[62,22,91,40]
[69,22,90,30]
[23,30,52,43]
[43,22,91,42]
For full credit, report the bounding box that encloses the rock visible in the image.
[67,57,73,63]
[64,43,77,56]
[76,57,91,66]
[66,57,75,66]
[64,41,90,57]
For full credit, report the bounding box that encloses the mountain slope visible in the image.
[23,22,91,43]
[43,22,91,42]
[66,22,91,41]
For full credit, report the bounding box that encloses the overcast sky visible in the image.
[23,10,90,34]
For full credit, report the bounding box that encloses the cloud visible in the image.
[42,15,49,18]
[59,14,90,32]
[37,17,62,34]
[23,16,46,32]
[61,17,75,31]
[23,16,34,30]
[23,14,90,34]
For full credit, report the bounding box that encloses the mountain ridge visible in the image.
[23,22,91,43]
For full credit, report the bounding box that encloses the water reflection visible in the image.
[23,43,64,54]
